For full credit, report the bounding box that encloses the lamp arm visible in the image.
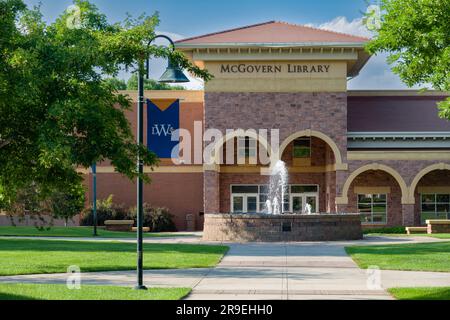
[145,35,176,79]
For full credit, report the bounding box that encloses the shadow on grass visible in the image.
[0,292,37,300]
[0,238,227,255]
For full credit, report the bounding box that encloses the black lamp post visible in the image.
[135,35,189,290]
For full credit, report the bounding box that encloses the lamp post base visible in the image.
[134,285,148,290]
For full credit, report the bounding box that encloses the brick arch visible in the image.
[409,163,450,203]
[207,129,272,166]
[278,129,347,170]
[336,163,409,205]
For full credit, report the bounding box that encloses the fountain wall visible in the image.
[203,213,363,242]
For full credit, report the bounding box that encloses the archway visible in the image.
[278,129,347,170]
[336,163,409,205]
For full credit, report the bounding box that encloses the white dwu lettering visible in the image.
[152,124,174,137]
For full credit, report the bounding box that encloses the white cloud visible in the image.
[306,16,425,90]
[305,16,374,38]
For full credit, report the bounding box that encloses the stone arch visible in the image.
[278,129,347,170]
[408,163,450,203]
[336,163,409,205]
[208,129,273,166]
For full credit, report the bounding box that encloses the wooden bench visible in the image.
[104,220,134,232]
[406,226,427,235]
[131,227,150,232]
[426,220,450,234]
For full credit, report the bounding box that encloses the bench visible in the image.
[406,226,427,235]
[104,220,134,232]
[426,220,450,234]
[131,227,150,232]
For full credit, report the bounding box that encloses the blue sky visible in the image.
[23,0,418,90]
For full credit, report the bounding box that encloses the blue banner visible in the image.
[147,99,179,158]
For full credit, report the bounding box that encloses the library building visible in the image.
[82,21,450,232]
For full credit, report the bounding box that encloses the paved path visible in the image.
[0,235,449,300]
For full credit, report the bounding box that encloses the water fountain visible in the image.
[203,161,363,242]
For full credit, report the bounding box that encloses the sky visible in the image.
[22,0,421,90]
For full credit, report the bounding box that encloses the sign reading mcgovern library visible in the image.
[204,61,347,92]
[220,63,331,74]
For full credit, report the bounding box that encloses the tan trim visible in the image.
[117,90,204,103]
[293,158,312,167]
[77,166,203,174]
[348,90,449,97]
[205,78,346,93]
[418,186,450,194]
[338,163,410,205]
[348,151,450,161]
[354,186,391,194]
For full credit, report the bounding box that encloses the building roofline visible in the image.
[176,42,368,49]
[175,20,370,46]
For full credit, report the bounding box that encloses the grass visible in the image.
[0,226,194,238]
[389,287,450,300]
[0,238,228,276]
[345,241,450,272]
[364,232,450,239]
[0,283,190,300]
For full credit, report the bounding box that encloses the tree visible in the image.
[366,0,450,117]
[103,78,127,90]
[126,73,185,90]
[0,0,211,217]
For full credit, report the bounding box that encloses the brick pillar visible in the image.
[204,170,220,214]
[402,204,415,226]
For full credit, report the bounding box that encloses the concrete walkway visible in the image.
[0,235,449,300]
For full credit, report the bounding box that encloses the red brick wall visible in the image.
[85,172,204,231]
[345,170,402,227]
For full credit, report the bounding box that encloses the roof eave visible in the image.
[175,42,368,49]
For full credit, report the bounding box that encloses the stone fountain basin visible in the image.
[202,213,363,242]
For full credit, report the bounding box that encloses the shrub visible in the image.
[128,204,176,232]
[80,195,128,226]
[363,226,406,234]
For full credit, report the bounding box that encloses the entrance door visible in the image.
[290,195,303,213]
[290,193,318,213]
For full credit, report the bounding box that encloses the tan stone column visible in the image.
[204,169,220,214]
[402,204,415,226]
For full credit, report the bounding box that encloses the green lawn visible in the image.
[0,283,190,300]
[345,241,450,272]
[365,233,450,239]
[389,287,450,300]
[0,238,228,276]
[0,226,194,238]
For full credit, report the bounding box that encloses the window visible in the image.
[358,194,387,224]
[230,184,319,214]
[420,194,450,224]
[238,137,256,158]
[293,138,311,158]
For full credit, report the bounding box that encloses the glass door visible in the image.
[232,195,244,213]
[305,194,318,213]
[290,195,303,213]
[290,193,318,213]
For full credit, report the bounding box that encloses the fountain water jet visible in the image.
[265,160,288,214]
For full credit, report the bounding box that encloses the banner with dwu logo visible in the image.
[147,99,179,158]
